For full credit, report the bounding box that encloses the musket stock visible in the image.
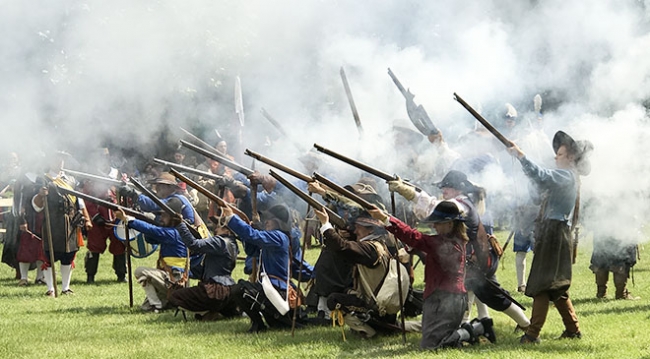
[313,143,421,193]
[453,93,513,148]
[268,169,347,229]
[312,172,375,210]
[244,149,313,183]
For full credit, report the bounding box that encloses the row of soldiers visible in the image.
[0,106,639,350]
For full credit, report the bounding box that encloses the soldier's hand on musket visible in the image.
[115,208,127,222]
[368,207,389,225]
[388,177,416,201]
[19,223,28,232]
[507,143,525,159]
[38,186,49,197]
[427,131,444,144]
[170,213,183,227]
[307,181,326,196]
[220,203,234,218]
[313,206,329,225]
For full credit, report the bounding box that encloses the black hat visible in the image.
[163,197,185,214]
[261,204,292,232]
[421,201,465,223]
[552,131,594,176]
[436,170,472,191]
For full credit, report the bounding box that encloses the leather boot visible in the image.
[594,268,608,298]
[553,295,580,335]
[613,271,639,300]
[113,253,127,282]
[471,317,496,343]
[526,294,550,339]
[85,252,100,283]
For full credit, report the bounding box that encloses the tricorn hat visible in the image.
[421,201,465,224]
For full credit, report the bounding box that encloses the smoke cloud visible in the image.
[2,1,650,244]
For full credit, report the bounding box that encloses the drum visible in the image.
[113,219,158,258]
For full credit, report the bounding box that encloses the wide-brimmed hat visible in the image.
[344,181,386,209]
[421,201,465,224]
[353,212,383,228]
[261,204,292,232]
[435,170,472,191]
[552,131,594,176]
[150,172,179,186]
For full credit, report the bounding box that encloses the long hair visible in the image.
[451,221,469,242]
[466,184,486,217]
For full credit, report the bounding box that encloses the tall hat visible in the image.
[552,131,594,176]
[421,201,465,223]
[261,204,292,232]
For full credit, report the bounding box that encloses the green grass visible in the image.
[1,231,650,358]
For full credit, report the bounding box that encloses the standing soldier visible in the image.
[507,131,593,343]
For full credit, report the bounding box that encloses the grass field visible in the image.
[1,231,650,358]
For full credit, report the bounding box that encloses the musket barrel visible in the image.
[153,158,225,183]
[453,93,513,147]
[268,170,346,229]
[180,127,216,152]
[62,168,124,187]
[129,177,176,217]
[312,172,375,210]
[169,168,251,224]
[180,139,254,176]
[313,144,422,192]
[54,185,158,225]
[244,149,312,183]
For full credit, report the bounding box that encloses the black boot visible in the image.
[459,322,477,344]
[85,252,100,283]
[113,254,127,282]
[479,317,496,343]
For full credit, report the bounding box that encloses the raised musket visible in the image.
[312,172,375,210]
[340,66,363,137]
[61,167,128,187]
[269,169,346,229]
[54,185,159,225]
[260,108,305,153]
[244,149,313,183]
[129,177,202,238]
[387,68,439,136]
[180,139,254,176]
[180,127,216,152]
[313,143,421,193]
[153,158,225,183]
[169,168,251,224]
[453,93,514,148]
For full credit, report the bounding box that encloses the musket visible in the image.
[129,177,202,239]
[313,143,422,193]
[180,140,254,176]
[260,108,305,153]
[54,185,159,225]
[387,68,439,136]
[180,127,216,152]
[42,194,58,297]
[453,93,514,147]
[572,226,579,264]
[312,172,375,210]
[244,149,313,183]
[61,167,127,187]
[152,158,226,183]
[269,169,346,229]
[169,168,251,224]
[340,66,363,137]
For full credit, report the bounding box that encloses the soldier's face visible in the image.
[555,145,575,169]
